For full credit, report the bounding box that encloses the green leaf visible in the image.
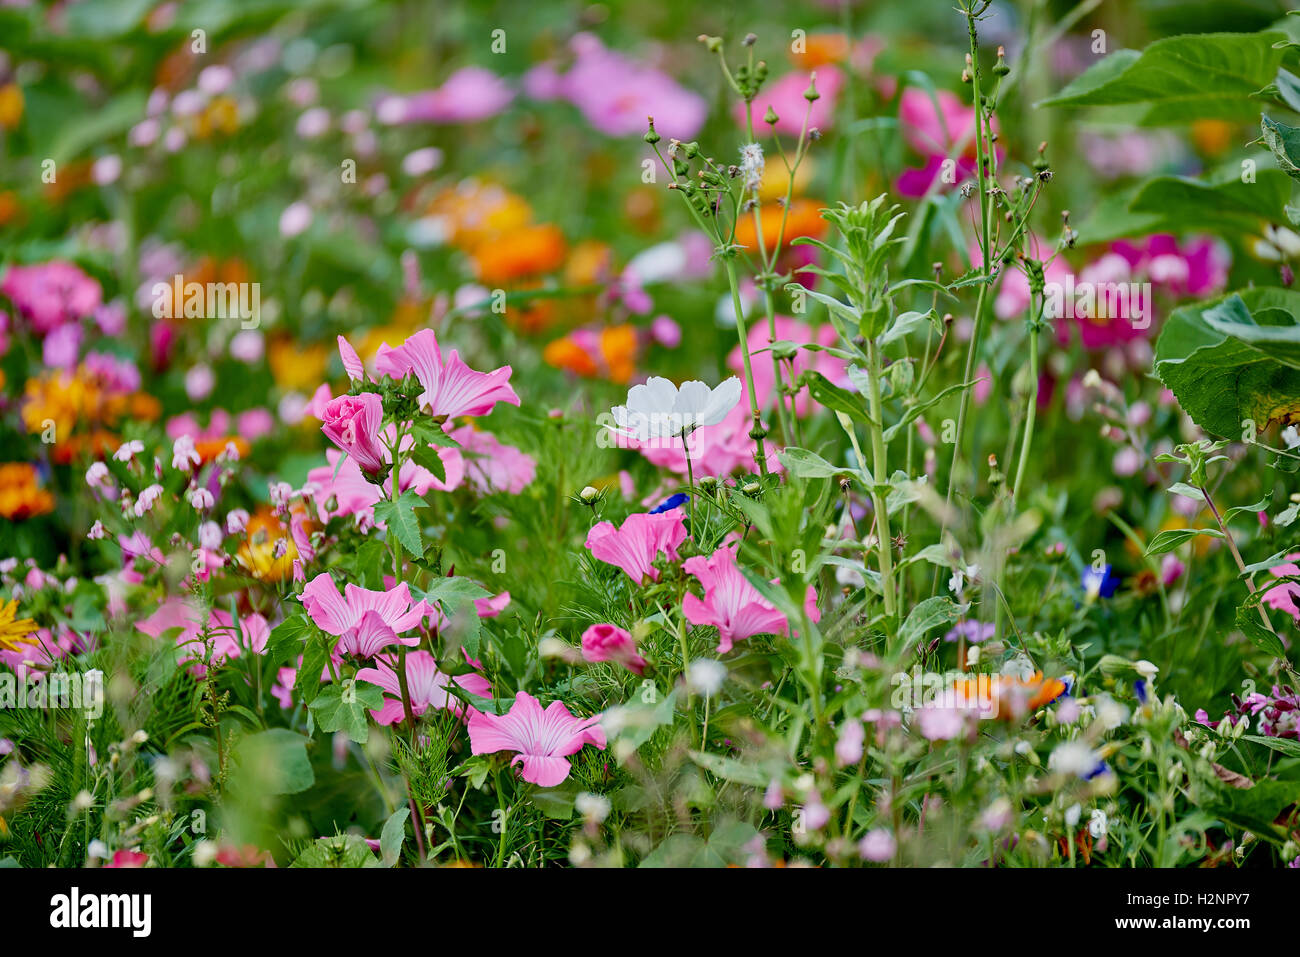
[373,489,427,558]
[897,596,968,650]
[1242,734,1300,758]
[688,750,768,787]
[1235,606,1288,661]
[407,443,447,485]
[307,679,385,744]
[778,447,846,479]
[879,309,937,346]
[231,729,315,796]
[1040,32,1284,123]
[265,613,315,666]
[379,807,409,867]
[1261,115,1300,180]
[800,371,871,427]
[291,834,381,868]
[1154,288,1300,437]
[1144,527,1224,555]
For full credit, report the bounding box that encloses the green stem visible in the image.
[864,340,897,620]
[724,257,770,476]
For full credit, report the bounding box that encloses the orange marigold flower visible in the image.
[0,464,55,521]
[734,198,828,253]
[471,223,567,285]
[791,33,851,69]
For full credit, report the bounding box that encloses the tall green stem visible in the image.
[724,257,770,475]
[865,340,897,620]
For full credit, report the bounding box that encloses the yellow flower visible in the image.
[0,83,23,130]
[0,599,38,653]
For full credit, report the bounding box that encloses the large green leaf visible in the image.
[231,729,315,796]
[373,489,427,558]
[1040,31,1284,123]
[1154,288,1300,438]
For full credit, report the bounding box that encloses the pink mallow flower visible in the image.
[580,623,646,675]
[299,572,430,658]
[585,510,687,585]
[378,66,514,125]
[319,393,388,476]
[895,87,996,198]
[681,545,821,654]
[356,650,492,724]
[0,260,103,334]
[1263,553,1300,623]
[467,691,606,787]
[377,329,519,421]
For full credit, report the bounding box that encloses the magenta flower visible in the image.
[895,87,995,198]
[356,650,493,724]
[448,424,536,495]
[580,623,646,675]
[681,546,821,653]
[467,691,606,787]
[1263,554,1300,623]
[377,329,519,421]
[319,393,388,475]
[300,572,431,658]
[585,510,687,584]
[0,260,102,334]
[337,334,364,381]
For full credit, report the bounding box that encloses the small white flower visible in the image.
[686,658,727,696]
[189,487,214,511]
[1089,808,1109,838]
[575,792,611,824]
[610,376,742,442]
[134,484,164,517]
[226,509,249,535]
[1049,741,1099,778]
[198,521,223,551]
[739,142,765,192]
[1283,425,1300,450]
[87,520,106,541]
[1135,659,1159,682]
[1064,803,1082,828]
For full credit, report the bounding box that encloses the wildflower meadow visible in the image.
[2,0,1300,909]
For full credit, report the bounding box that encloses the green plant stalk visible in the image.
[864,340,898,620]
[939,4,995,548]
[1010,321,1040,507]
[724,257,770,475]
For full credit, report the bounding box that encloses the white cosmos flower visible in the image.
[610,375,742,442]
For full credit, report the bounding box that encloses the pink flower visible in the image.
[858,828,896,862]
[727,315,849,416]
[306,444,463,528]
[737,66,843,137]
[356,650,492,724]
[337,334,364,381]
[136,599,269,676]
[378,329,519,421]
[380,67,514,125]
[300,573,431,658]
[915,706,965,741]
[580,623,646,675]
[681,545,820,653]
[319,393,387,475]
[105,849,149,868]
[1263,554,1300,622]
[467,691,606,787]
[0,260,102,334]
[585,510,687,584]
[523,33,707,140]
[448,425,536,495]
[895,87,995,198]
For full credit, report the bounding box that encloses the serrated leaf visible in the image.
[373,489,426,558]
[307,679,385,744]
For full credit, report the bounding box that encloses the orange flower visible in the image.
[951,670,1068,721]
[195,436,251,464]
[600,325,638,384]
[192,96,240,139]
[0,464,54,520]
[791,33,851,69]
[427,180,531,250]
[471,224,567,285]
[544,337,599,378]
[734,198,828,253]
[0,83,23,130]
[1190,119,1233,158]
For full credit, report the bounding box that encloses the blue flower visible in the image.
[649,493,689,514]
[1081,564,1120,599]
[1134,679,1148,704]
